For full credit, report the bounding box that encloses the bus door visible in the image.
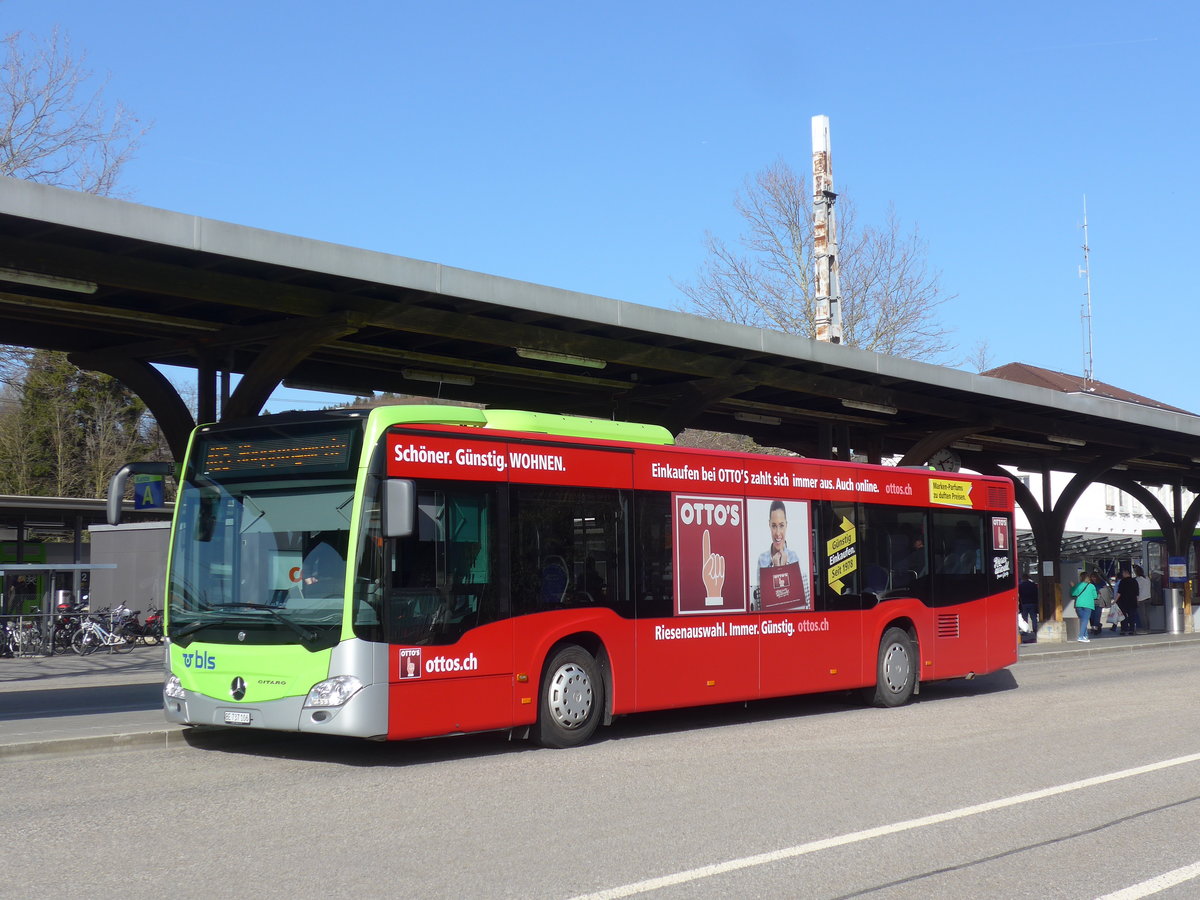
[927,511,988,678]
[752,497,841,697]
[509,485,638,718]
[757,500,864,695]
[632,492,760,711]
[984,513,1018,671]
[384,483,514,739]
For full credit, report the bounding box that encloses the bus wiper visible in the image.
[220,604,318,642]
[240,495,266,534]
[171,619,222,639]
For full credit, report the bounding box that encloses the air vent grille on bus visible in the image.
[936,614,961,639]
[986,485,1008,509]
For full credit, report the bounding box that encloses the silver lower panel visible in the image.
[163,640,391,739]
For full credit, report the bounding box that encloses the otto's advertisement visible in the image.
[673,494,813,616]
[387,434,630,487]
[748,498,813,612]
[396,646,480,680]
[674,495,747,614]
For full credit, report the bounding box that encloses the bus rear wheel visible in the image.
[535,645,603,748]
[864,626,916,708]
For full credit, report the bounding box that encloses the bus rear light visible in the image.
[706,680,716,686]
[829,668,838,675]
[521,697,532,705]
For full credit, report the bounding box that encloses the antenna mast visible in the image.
[1079,196,1094,391]
[812,115,843,344]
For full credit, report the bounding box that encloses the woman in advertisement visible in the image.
[759,499,801,569]
[754,499,811,611]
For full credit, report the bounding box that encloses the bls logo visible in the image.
[182,651,217,670]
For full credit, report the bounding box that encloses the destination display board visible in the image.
[200,429,356,477]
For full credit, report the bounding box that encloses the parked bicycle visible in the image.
[51,601,86,654]
[72,612,135,654]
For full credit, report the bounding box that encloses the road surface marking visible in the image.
[1097,861,1200,899]
[574,751,1200,899]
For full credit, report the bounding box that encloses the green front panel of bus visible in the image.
[170,642,332,704]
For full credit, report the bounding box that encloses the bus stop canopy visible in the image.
[1,176,1198,497]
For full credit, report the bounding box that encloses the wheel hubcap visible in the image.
[547,663,593,729]
[882,641,911,694]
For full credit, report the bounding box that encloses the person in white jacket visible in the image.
[1133,565,1152,634]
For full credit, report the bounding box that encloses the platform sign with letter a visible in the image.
[133,473,164,509]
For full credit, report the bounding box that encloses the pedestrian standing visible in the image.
[1133,564,1152,634]
[1115,568,1139,635]
[1093,573,1114,637]
[1018,572,1039,643]
[1071,573,1097,643]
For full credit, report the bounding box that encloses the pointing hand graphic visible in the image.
[701,528,725,603]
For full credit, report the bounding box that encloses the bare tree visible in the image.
[0,27,157,498]
[677,160,955,362]
[81,391,154,497]
[964,339,994,373]
[1,26,146,195]
[0,382,32,494]
[0,344,31,390]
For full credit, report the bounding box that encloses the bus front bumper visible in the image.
[164,679,389,739]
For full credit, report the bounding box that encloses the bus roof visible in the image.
[367,404,675,446]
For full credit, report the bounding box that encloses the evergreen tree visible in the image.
[0,350,156,497]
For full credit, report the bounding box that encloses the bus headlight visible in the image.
[304,675,364,708]
[164,674,186,700]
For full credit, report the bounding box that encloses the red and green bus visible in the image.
[112,405,1017,748]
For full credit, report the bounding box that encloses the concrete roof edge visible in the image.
[4,178,1197,437]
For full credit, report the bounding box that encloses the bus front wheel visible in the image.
[864,626,916,708]
[535,645,603,748]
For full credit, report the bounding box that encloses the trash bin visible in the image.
[54,589,73,608]
[1166,588,1185,635]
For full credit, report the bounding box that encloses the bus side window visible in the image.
[511,485,627,617]
[633,492,673,619]
[816,501,864,611]
[366,484,503,646]
[859,505,928,600]
[930,512,988,605]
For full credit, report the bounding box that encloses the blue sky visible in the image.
[7,1,1199,413]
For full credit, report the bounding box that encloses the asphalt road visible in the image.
[4,646,1200,899]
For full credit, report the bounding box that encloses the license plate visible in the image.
[223,710,252,725]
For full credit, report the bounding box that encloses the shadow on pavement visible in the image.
[0,682,163,720]
[180,670,1019,768]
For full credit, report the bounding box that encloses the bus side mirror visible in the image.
[383,480,415,537]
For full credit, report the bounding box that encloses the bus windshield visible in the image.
[167,475,354,648]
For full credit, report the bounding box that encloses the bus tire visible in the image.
[535,644,603,748]
[864,626,916,708]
